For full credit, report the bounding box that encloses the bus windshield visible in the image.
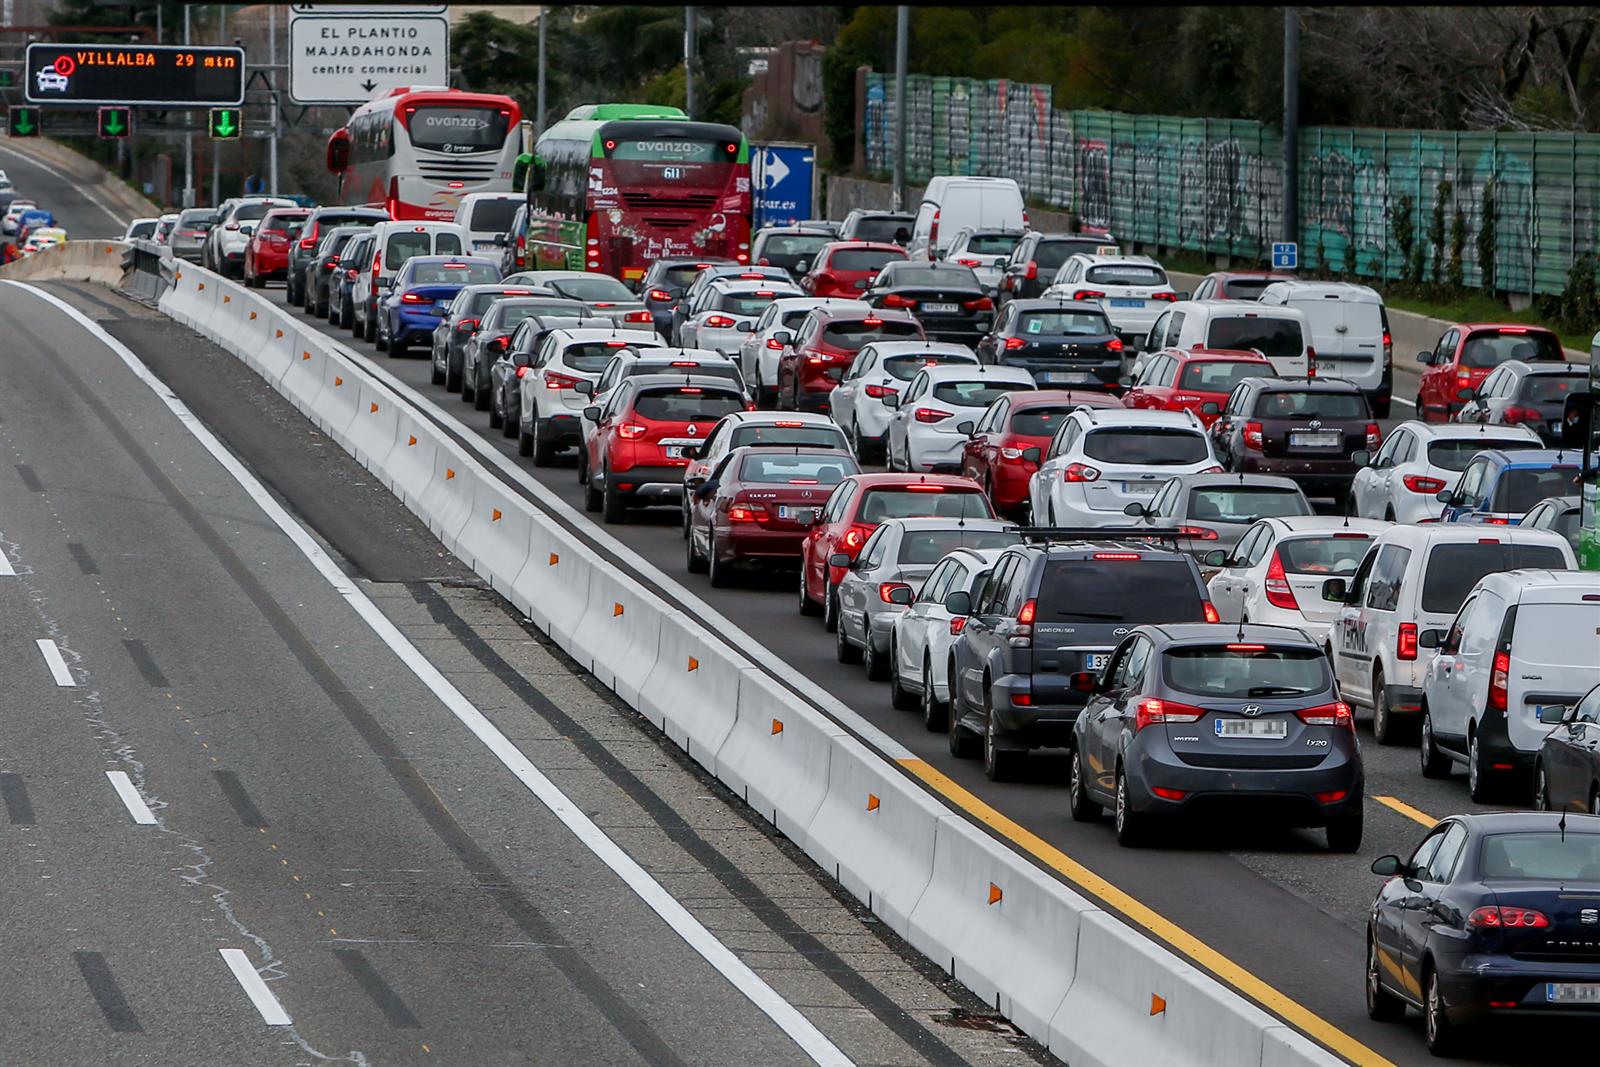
[409,107,511,154]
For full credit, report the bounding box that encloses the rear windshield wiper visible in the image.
[1246,685,1313,697]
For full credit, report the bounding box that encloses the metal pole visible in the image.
[211,5,225,204]
[268,4,279,195]
[893,5,908,212]
[1282,6,1300,248]
[536,11,547,137]
[684,6,696,119]
[183,5,194,208]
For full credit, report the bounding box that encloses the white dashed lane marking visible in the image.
[35,638,74,686]
[104,771,157,825]
[219,948,293,1026]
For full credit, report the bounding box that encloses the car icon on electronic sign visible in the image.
[35,69,69,92]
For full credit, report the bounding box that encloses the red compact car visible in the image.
[685,446,862,586]
[581,373,748,524]
[799,241,908,298]
[797,472,994,629]
[1188,270,1297,301]
[243,208,311,288]
[1415,323,1566,422]
[960,390,1122,519]
[776,307,923,413]
[1121,348,1273,426]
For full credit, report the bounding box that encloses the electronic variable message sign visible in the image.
[25,44,245,107]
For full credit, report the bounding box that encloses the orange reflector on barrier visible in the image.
[548,553,559,565]
[275,328,283,339]
[687,656,699,671]
[302,351,311,360]
[491,508,502,521]
[867,793,880,812]
[612,602,624,617]
[771,719,783,735]
[249,311,257,320]
[1150,994,1166,1016]
[370,402,379,414]
[197,282,205,290]
[223,295,230,303]
[407,435,417,446]
[104,245,114,254]
[445,468,455,480]
[334,376,343,386]
[988,883,1003,905]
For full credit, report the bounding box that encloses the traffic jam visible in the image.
[211,148,1600,1053]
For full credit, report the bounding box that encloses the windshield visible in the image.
[849,216,913,242]
[1460,329,1562,368]
[1037,559,1203,622]
[1519,374,1587,405]
[1222,277,1284,300]
[728,424,848,450]
[1427,437,1544,472]
[964,234,1021,255]
[1163,647,1330,698]
[407,262,500,285]
[1491,466,1580,513]
[1421,542,1571,613]
[549,276,636,302]
[1085,264,1167,287]
[881,353,974,380]
[822,320,922,352]
[1081,428,1210,465]
[1018,310,1112,336]
[1206,317,1304,364]
[761,234,831,257]
[883,265,981,289]
[931,380,1035,407]
[738,453,857,484]
[633,388,745,421]
[1274,535,1372,574]
[564,341,644,373]
[858,489,993,522]
[898,529,1020,563]
[468,198,519,232]
[629,364,741,388]
[1038,240,1106,269]
[1256,390,1369,419]
[409,106,511,154]
[829,248,906,272]
[1480,832,1600,881]
[1187,486,1311,522]
[715,290,789,316]
[1009,406,1077,437]
[1179,360,1268,392]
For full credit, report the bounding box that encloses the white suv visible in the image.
[830,341,979,461]
[1419,570,1600,801]
[520,329,664,465]
[677,278,802,354]
[1041,253,1178,344]
[1350,420,1544,524]
[1027,408,1219,527]
[1326,525,1576,745]
[884,363,1035,473]
[204,196,296,279]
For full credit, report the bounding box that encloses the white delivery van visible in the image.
[909,177,1026,261]
[1137,300,1313,380]
[1257,281,1393,416]
[454,192,524,256]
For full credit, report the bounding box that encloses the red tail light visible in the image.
[862,317,884,326]
[1024,261,1037,280]
[1469,906,1549,929]
[648,288,672,301]
[842,524,873,550]
[299,236,317,250]
[617,423,648,440]
[1243,421,1264,450]
[489,335,511,353]
[1011,693,1033,706]
[864,384,896,399]
[1263,551,1300,611]
[1135,698,1205,731]
[1003,337,1027,350]
[624,310,653,323]
[903,484,948,492]
[704,314,737,328]
[1177,525,1219,540]
[1061,462,1100,482]
[728,502,769,523]
[545,371,582,390]
[955,257,982,267]
[766,337,786,350]
[1397,623,1418,661]
[879,582,912,603]
[1489,649,1510,712]
[915,407,953,423]
[1018,598,1036,625]
[1072,289,1107,300]
[1501,405,1539,424]
[1402,474,1445,494]
[882,293,918,309]
[1202,601,1220,623]
[1092,552,1141,560]
[1365,422,1382,451]
[1151,291,1178,302]
[1382,330,1393,365]
[1296,701,1354,729]
[385,177,399,219]
[1306,347,1317,377]
[514,366,530,378]
[929,209,939,248]
[400,291,431,304]
[949,616,967,636]
[963,295,994,311]
[1107,336,1124,352]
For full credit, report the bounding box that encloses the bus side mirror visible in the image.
[512,152,533,190]
[326,128,351,174]
[1561,392,1594,449]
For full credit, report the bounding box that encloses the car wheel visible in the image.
[680,499,692,541]
[686,520,708,574]
[601,468,626,524]
[1533,761,1551,811]
[1373,395,1391,419]
[1113,765,1148,846]
[473,380,491,411]
[1423,965,1459,1056]
[947,679,979,759]
[797,564,821,617]
[1326,809,1362,852]
[531,417,557,466]
[338,301,352,330]
[1419,708,1452,779]
[707,531,735,589]
[920,656,948,730]
[390,337,408,359]
[1371,670,1410,746]
[1366,934,1407,1022]
[1068,746,1102,822]
[431,356,446,386]
[1414,394,1426,421]
[502,403,519,439]
[375,319,389,352]
[364,312,377,344]
[835,607,863,664]
[1467,731,1497,804]
[517,421,535,458]
[823,580,840,633]
[584,475,603,514]
[982,688,1020,782]
[863,627,888,681]
[1591,785,1600,817]
[488,390,504,429]
[460,374,476,404]
[889,641,917,710]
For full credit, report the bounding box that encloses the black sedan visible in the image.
[639,256,735,339]
[1534,682,1600,812]
[863,261,994,345]
[1457,360,1590,444]
[974,298,1126,390]
[1367,812,1600,1054]
[751,225,836,278]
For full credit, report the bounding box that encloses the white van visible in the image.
[1256,281,1392,416]
[1137,300,1312,380]
[909,176,1026,261]
[352,220,473,342]
[453,192,524,256]
[1324,524,1576,745]
[1418,569,1600,801]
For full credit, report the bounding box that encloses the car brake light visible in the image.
[1177,525,1219,540]
[1501,405,1539,424]
[774,420,804,427]
[617,423,648,439]
[1469,906,1548,929]
[882,293,918,309]
[1497,327,1529,334]
[502,289,534,296]
[1061,462,1100,482]
[1018,598,1036,624]
[903,484,947,492]
[1151,292,1178,302]
[1264,551,1300,611]
[1382,330,1393,365]
[604,340,630,347]
[1072,289,1107,300]
[1107,336,1124,352]
[864,384,896,398]
[489,335,511,353]
[929,209,939,247]
[515,366,529,378]
[1003,336,1027,350]
[1151,787,1187,800]
[1316,790,1348,804]
[1243,421,1264,450]
[594,302,616,308]
[880,582,912,603]
[863,316,884,326]
[1489,649,1510,712]
[949,616,967,635]
[400,291,430,304]
[955,257,982,267]
[1202,601,1220,623]
[669,361,701,367]
[1365,422,1382,451]
[1402,474,1445,494]
[545,371,582,390]
[1226,643,1267,651]
[964,296,993,311]
[728,502,769,522]
[704,314,737,328]
[625,310,653,323]
[1092,551,1141,560]
[1296,701,1353,729]
[842,524,872,550]
[299,236,317,249]
[1000,446,1025,461]
[914,407,952,423]
[648,288,672,301]
[1135,698,1205,731]
[1458,373,1474,387]
[1011,693,1032,706]
[1397,623,1418,661]
[767,337,786,350]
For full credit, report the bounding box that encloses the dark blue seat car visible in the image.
[1437,448,1582,525]
[377,256,501,358]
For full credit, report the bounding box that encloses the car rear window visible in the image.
[1037,240,1106,269]
[882,353,974,380]
[127,220,158,238]
[1420,542,1570,613]
[1275,534,1372,574]
[761,234,831,257]
[1009,406,1076,437]
[409,262,500,284]
[1019,310,1112,336]
[1163,646,1330,699]
[858,488,993,522]
[629,363,740,388]
[1188,486,1311,522]
[1206,316,1304,364]
[885,265,981,289]
[830,248,907,272]
[484,303,545,330]
[847,217,912,242]
[1037,559,1204,623]
[263,215,308,236]
[550,275,635,302]
[565,341,643,372]
[1519,373,1587,405]
[715,290,789,316]
[467,198,519,233]
[233,202,280,222]
[1516,603,1600,662]
[1479,832,1600,881]
[822,320,922,351]
[965,234,1020,255]
[1081,428,1210,465]
[1460,330,1562,368]
[1221,277,1282,300]
[729,424,848,450]
[898,529,1020,564]
[1085,264,1167,287]
[633,388,745,422]
[1426,437,1543,471]
[1491,466,1579,513]
[738,454,857,484]
[1179,360,1268,392]
[386,232,432,267]
[1255,389,1369,419]
[931,380,1035,407]
[662,264,714,288]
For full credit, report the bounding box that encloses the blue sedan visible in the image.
[378,255,501,358]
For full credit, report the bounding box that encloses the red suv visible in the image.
[1415,323,1566,422]
[243,208,311,288]
[799,241,908,298]
[798,473,995,629]
[776,307,923,413]
[1121,348,1272,426]
[1188,270,1297,301]
[960,390,1121,519]
[581,374,748,524]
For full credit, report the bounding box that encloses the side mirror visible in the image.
[736,320,755,333]
[773,331,793,347]
[1068,670,1098,694]
[1370,855,1403,877]
[1201,549,1229,568]
[326,128,351,174]
[1417,628,1445,649]
[1435,489,1455,505]
[1321,577,1349,603]
[583,405,602,421]
[1456,386,1476,402]
[1123,501,1148,517]
[943,590,972,616]
[957,420,975,435]
[1537,703,1573,725]
[1201,401,1221,415]
[1021,446,1042,464]
[1416,350,1435,365]
[828,552,852,569]
[239,224,255,237]
[882,394,901,409]
[1350,449,1371,468]
[886,585,913,605]
[511,352,533,368]
[1174,291,1190,301]
[492,233,508,247]
[574,380,594,396]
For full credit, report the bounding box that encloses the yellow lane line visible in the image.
[1372,795,1437,827]
[898,757,1395,1067]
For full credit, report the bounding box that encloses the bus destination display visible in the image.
[25,44,246,106]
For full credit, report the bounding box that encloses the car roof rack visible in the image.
[1009,525,1187,548]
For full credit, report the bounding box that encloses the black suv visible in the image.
[944,529,1216,781]
[999,232,1121,303]
[1208,377,1380,503]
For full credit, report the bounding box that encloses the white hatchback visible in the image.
[888,545,1012,729]
[828,340,978,461]
[1351,420,1544,524]
[1028,408,1219,527]
[884,364,1035,473]
[1203,517,1392,640]
[678,279,803,356]
[1042,253,1178,343]
[520,329,665,465]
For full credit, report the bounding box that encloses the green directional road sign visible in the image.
[8,107,40,138]
[99,107,131,140]
[209,108,241,140]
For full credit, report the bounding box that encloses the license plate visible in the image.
[665,446,688,459]
[1042,371,1096,384]
[1084,653,1110,671]
[1215,718,1288,738]
[1291,431,1342,448]
[1110,297,1144,308]
[1123,481,1159,494]
[778,505,816,523]
[924,302,959,314]
[1547,983,1600,1003]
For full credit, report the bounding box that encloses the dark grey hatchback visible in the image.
[1067,622,1364,851]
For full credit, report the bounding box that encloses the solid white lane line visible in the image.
[0,549,13,576]
[218,948,293,1026]
[36,638,74,686]
[104,770,157,825]
[9,284,854,1066]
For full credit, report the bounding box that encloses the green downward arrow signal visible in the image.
[213,109,238,137]
[105,111,126,136]
[14,109,36,135]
